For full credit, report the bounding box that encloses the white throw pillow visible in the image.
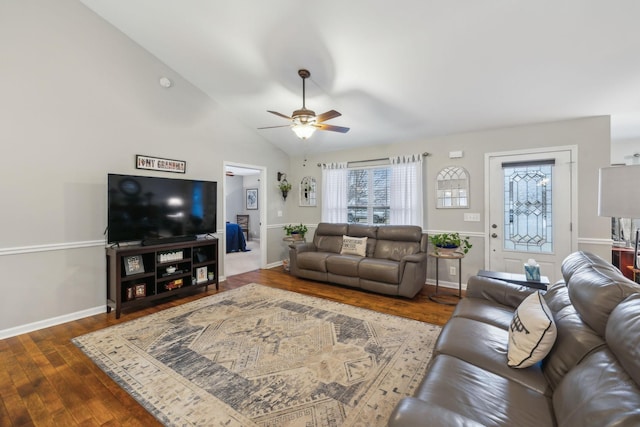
[507,291,557,368]
[340,236,367,257]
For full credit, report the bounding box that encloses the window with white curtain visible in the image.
[322,154,423,227]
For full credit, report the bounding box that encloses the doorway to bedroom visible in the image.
[224,162,266,276]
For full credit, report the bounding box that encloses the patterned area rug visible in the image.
[73,284,441,426]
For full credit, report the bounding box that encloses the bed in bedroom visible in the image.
[226,222,248,253]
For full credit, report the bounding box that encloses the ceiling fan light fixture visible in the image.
[292,123,317,139]
[259,69,350,139]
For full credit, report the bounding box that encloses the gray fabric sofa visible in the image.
[388,251,640,427]
[288,222,428,298]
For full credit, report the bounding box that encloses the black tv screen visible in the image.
[107,174,217,244]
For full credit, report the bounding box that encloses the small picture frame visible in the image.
[124,255,144,276]
[246,188,258,210]
[196,266,208,283]
[126,287,135,301]
[134,283,146,298]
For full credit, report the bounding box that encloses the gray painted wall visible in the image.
[225,175,244,222]
[0,0,290,336]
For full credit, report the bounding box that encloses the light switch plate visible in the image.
[464,213,481,222]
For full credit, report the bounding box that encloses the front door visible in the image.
[487,148,575,283]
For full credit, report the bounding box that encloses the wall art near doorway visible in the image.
[246,188,258,210]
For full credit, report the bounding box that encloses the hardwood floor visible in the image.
[0,268,458,426]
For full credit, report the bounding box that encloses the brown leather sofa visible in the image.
[288,222,428,298]
[388,251,640,426]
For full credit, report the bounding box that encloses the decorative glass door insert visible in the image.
[502,160,554,253]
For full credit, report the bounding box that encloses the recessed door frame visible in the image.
[223,161,267,273]
[484,145,578,280]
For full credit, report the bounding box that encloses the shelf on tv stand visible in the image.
[106,238,218,319]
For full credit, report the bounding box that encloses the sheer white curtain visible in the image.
[321,162,348,223]
[389,153,424,227]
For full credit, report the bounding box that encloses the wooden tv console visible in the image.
[106,238,218,318]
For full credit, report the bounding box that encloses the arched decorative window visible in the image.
[436,166,469,209]
[299,176,317,207]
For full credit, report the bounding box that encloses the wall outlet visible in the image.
[449,266,457,276]
[277,210,283,217]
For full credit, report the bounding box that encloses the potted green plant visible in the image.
[283,223,308,240]
[429,232,472,254]
[278,180,292,200]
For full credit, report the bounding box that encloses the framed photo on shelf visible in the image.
[126,287,135,301]
[196,266,208,283]
[246,188,258,210]
[134,283,146,298]
[124,255,144,276]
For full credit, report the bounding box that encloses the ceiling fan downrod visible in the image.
[298,69,310,109]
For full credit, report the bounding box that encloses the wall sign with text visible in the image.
[136,155,186,174]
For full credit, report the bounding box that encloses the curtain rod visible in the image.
[317,152,430,167]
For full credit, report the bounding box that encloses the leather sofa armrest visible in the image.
[288,242,316,253]
[388,397,485,427]
[466,275,538,308]
[402,253,427,263]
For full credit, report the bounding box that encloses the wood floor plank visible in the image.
[0,268,457,426]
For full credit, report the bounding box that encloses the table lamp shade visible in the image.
[598,165,640,218]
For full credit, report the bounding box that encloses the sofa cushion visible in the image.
[340,235,367,257]
[606,294,640,386]
[358,258,400,284]
[296,252,333,272]
[561,250,618,283]
[552,348,640,427]
[313,223,348,253]
[414,355,555,427]
[326,254,362,277]
[388,398,486,427]
[452,297,515,330]
[567,264,640,336]
[508,292,557,368]
[346,223,378,256]
[373,226,422,261]
[346,223,377,238]
[374,240,420,261]
[542,283,605,390]
[466,275,538,309]
[435,316,550,395]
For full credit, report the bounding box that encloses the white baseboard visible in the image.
[0,305,105,340]
[266,260,284,269]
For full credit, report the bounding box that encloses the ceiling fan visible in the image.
[259,69,350,140]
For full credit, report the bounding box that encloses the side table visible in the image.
[429,251,464,305]
[477,269,549,290]
[282,236,305,271]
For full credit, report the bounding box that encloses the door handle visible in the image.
[491,233,498,238]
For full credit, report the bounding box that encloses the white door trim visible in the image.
[223,161,268,270]
[483,145,578,272]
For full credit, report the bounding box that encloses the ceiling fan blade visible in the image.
[316,123,350,133]
[316,110,342,123]
[267,110,292,120]
[258,125,291,129]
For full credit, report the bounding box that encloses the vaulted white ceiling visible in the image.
[80,0,640,156]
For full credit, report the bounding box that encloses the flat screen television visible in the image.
[107,173,217,245]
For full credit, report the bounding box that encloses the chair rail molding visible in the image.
[0,240,104,256]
